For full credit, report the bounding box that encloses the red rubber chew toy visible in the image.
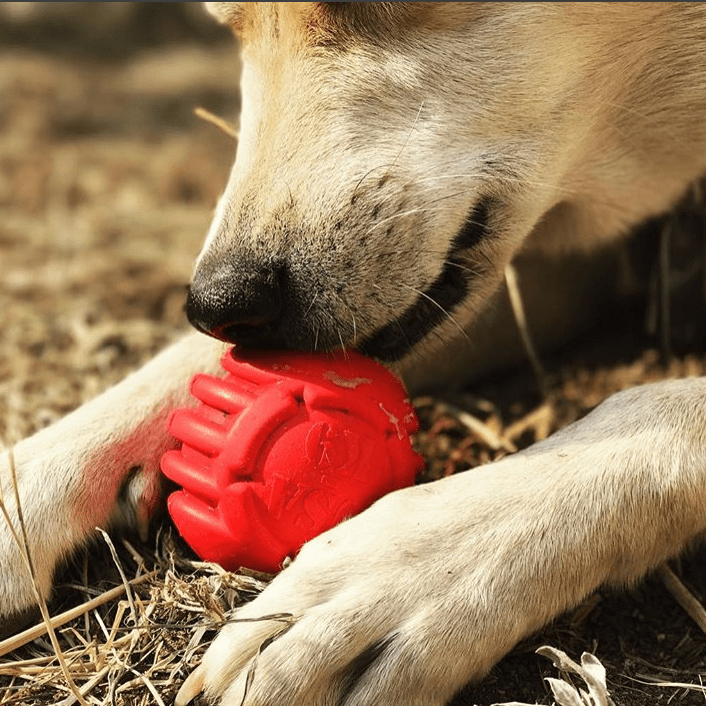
[160,348,424,574]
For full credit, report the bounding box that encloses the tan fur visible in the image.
[197,2,706,385]
[2,4,706,705]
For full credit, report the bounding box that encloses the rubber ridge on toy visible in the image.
[160,348,424,573]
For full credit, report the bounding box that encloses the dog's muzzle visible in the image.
[187,198,493,359]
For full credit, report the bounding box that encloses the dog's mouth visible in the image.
[188,199,493,363]
[358,198,492,362]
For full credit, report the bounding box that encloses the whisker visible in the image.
[399,282,472,346]
[440,259,485,277]
[475,246,495,272]
[351,312,358,346]
[370,284,415,355]
[351,101,425,201]
[391,250,486,278]
[337,327,347,354]
[304,292,319,317]
[387,101,425,173]
[361,189,482,240]
[351,164,397,201]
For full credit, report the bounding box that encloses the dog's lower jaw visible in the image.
[357,200,493,363]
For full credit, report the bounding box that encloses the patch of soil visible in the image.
[0,8,705,705]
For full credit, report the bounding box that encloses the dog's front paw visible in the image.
[176,471,561,706]
[178,495,468,706]
[0,333,223,629]
[172,377,706,706]
[0,418,168,624]
[177,377,706,706]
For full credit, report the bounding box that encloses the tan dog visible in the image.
[2,3,706,705]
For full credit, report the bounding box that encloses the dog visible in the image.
[2,3,706,705]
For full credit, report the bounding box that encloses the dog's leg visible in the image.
[0,331,224,624]
[179,377,706,706]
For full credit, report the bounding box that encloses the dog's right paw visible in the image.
[0,425,166,623]
[0,332,223,629]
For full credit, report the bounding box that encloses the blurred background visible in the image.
[0,2,225,56]
[0,2,241,442]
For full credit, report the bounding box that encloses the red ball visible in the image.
[160,348,424,574]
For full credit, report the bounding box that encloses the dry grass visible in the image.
[0,533,269,705]
[1,22,706,706]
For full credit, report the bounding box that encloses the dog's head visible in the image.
[189,2,706,368]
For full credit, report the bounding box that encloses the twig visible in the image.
[502,402,555,445]
[96,527,138,625]
[0,571,158,658]
[657,563,706,635]
[629,674,706,695]
[194,106,238,140]
[435,402,516,453]
[504,263,549,398]
[2,448,90,706]
[117,666,168,706]
[54,665,112,706]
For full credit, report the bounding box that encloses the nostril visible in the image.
[186,263,285,347]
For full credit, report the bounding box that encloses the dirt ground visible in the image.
[1,6,706,705]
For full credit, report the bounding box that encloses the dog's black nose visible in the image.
[186,263,285,347]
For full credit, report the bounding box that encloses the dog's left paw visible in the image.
[175,468,566,706]
[176,377,706,706]
[178,491,471,706]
